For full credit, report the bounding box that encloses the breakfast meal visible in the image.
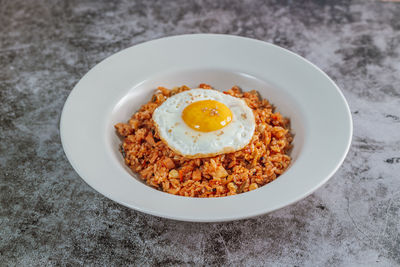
[115,84,293,197]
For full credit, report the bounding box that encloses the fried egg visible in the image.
[152,89,255,158]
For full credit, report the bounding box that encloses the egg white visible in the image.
[152,89,255,158]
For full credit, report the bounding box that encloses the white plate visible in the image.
[60,34,352,222]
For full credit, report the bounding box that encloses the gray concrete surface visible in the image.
[1,0,400,266]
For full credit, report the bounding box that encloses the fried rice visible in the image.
[114,84,293,197]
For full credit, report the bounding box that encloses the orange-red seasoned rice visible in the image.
[115,84,293,197]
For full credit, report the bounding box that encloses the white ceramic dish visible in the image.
[60,34,352,222]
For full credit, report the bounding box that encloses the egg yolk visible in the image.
[182,100,233,132]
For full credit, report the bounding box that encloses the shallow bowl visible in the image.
[60,34,352,222]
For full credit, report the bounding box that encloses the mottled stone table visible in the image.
[1,0,400,265]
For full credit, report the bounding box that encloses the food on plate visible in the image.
[115,84,293,197]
